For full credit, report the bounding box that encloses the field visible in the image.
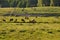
[0,16,60,23]
[0,23,60,40]
[0,7,60,15]
[0,7,60,40]
[0,16,60,40]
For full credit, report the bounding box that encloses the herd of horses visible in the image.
[2,17,37,23]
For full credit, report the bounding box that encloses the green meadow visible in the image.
[0,16,60,40]
[0,23,60,40]
[0,7,60,40]
[0,7,60,15]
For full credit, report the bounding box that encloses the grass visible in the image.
[0,23,60,40]
[0,7,60,40]
[0,7,60,15]
[0,16,60,40]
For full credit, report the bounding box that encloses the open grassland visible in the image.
[0,16,60,23]
[0,7,60,40]
[0,7,60,15]
[0,23,60,40]
[0,16,60,40]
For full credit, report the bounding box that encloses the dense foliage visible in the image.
[0,0,38,7]
[0,0,60,7]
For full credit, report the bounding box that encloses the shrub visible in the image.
[19,30,27,33]
[10,29,16,32]
[57,30,60,32]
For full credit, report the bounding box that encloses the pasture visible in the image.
[0,7,60,15]
[0,7,60,40]
[0,23,60,40]
[0,16,60,23]
[0,16,60,40]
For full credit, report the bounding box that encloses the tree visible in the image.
[0,0,10,7]
[28,0,38,7]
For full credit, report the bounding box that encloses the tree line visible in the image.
[0,0,60,8]
[0,0,38,8]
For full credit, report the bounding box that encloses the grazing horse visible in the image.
[29,19,36,23]
[2,19,6,22]
[10,19,13,22]
[25,16,29,19]
[21,19,25,23]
